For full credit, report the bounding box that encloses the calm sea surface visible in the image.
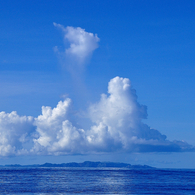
[0,167,195,194]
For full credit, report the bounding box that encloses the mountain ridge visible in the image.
[0,161,155,169]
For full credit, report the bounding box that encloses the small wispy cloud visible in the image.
[53,23,100,72]
[0,77,194,156]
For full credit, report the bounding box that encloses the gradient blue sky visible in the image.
[0,0,195,168]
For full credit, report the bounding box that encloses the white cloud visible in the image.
[32,98,86,155]
[53,23,100,69]
[86,77,194,153]
[0,111,34,156]
[87,77,168,152]
[0,77,194,156]
[32,76,194,154]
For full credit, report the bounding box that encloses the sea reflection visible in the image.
[100,169,134,194]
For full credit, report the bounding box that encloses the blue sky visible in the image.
[0,0,195,168]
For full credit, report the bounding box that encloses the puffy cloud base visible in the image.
[0,77,194,156]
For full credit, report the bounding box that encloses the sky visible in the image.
[0,0,195,168]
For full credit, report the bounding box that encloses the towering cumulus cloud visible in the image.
[53,23,100,70]
[0,77,193,156]
[87,77,193,152]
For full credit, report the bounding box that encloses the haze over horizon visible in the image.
[0,0,195,168]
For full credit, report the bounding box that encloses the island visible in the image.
[0,161,155,169]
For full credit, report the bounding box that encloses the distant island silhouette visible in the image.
[0,161,155,169]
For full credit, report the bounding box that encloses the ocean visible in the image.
[0,167,195,194]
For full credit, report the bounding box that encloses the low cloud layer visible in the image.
[53,23,100,71]
[0,77,194,156]
[0,111,34,156]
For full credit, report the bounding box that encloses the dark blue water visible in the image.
[0,167,195,194]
